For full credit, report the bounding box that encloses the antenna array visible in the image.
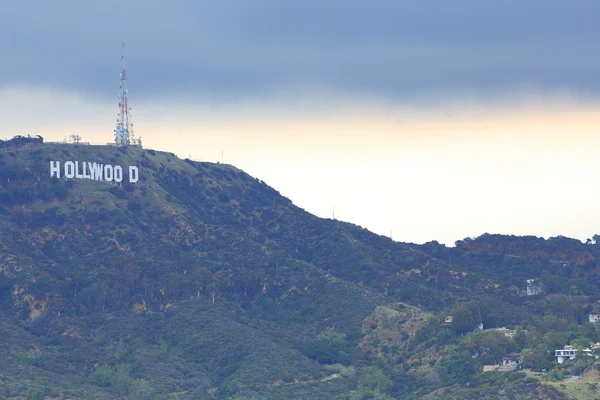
[114,41,142,147]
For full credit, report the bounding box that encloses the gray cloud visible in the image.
[1,0,599,102]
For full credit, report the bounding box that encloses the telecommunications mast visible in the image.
[114,41,142,147]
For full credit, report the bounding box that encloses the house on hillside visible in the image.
[526,279,543,296]
[489,327,516,338]
[483,353,522,372]
[555,346,583,364]
[589,314,600,324]
[501,353,522,371]
[555,344,600,364]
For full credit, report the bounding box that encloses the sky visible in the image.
[1,1,600,246]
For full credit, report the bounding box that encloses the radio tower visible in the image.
[114,41,141,147]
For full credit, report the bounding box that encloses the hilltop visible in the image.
[1,139,600,399]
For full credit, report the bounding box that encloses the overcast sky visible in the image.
[1,1,600,245]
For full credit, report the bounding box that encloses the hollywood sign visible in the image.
[49,161,139,183]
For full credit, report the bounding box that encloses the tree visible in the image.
[547,368,566,381]
[349,366,395,400]
[112,364,133,396]
[441,352,478,384]
[26,389,44,400]
[521,348,543,369]
[90,363,148,397]
[521,346,554,371]
[476,330,507,365]
[539,272,561,294]
[300,329,350,364]
[544,331,568,351]
[131,379,154,399]
[544,295,579,321]
[512,328,526,351]
[357,366,393,393]
[349,386,395,400]
[90,364,114,387]
[451,302,482,334]
[568,357,592,378]
[572,337,592,350]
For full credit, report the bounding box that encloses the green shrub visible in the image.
[26,389,44,400]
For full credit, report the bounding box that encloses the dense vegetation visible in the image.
[0,134,43,149]
[1,140,600,399]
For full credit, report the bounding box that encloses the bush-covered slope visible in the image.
[0,141,596,399]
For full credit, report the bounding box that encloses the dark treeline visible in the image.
[0,134,44,148]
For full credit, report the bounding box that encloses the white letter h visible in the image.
[50,161,60,178]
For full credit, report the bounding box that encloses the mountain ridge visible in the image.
[0,139,597,399]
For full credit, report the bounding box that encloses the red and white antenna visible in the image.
[114,41,140,146]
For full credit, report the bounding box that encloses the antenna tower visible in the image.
[114,41,141,147]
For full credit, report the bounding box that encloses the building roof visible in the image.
[504,353,521,359]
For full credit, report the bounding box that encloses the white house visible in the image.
[501,353,522,371]
[555,345,599,364]
[483,353,522,372]
[526,279,543,296]
[589,314,600,324]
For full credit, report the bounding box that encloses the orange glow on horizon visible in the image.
[3,86,600,245]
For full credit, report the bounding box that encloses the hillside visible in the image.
[1,139,600,399]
